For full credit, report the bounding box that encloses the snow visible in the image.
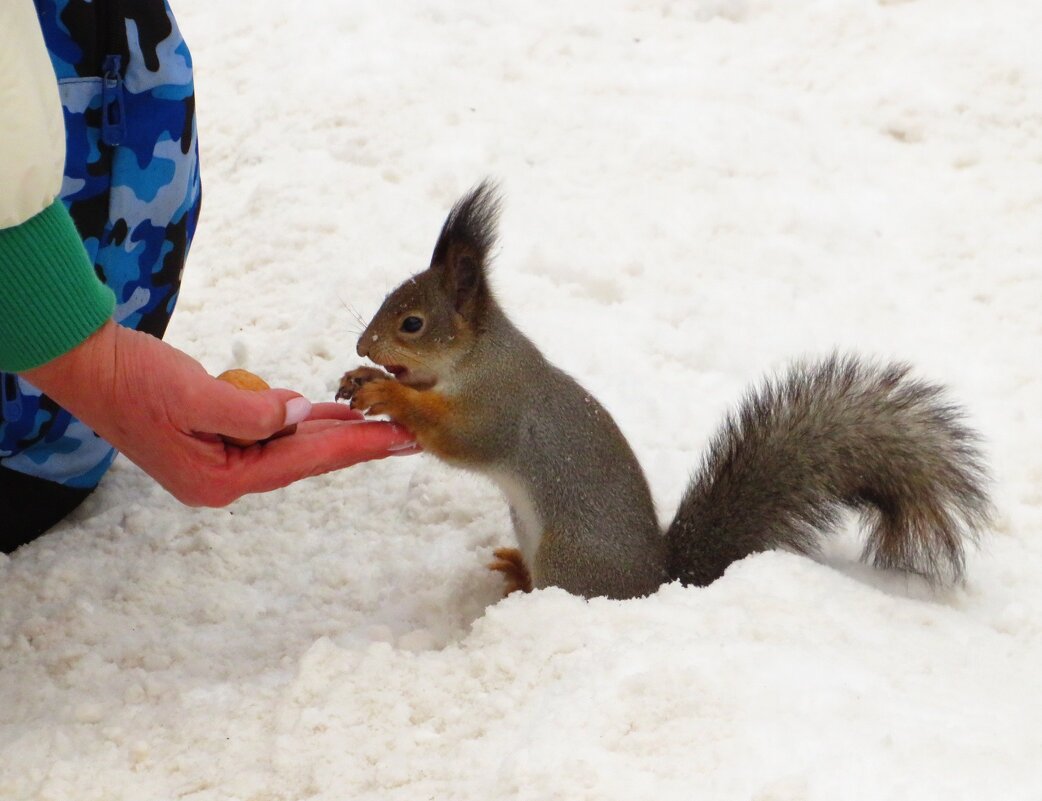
[3,0,1042,798]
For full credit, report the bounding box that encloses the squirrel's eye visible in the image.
[400,316,424,334]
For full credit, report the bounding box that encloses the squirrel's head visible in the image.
[356,180,502,390]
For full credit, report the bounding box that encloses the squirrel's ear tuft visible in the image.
[431,179,502,317]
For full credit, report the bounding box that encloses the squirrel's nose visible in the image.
[356,333,370,359]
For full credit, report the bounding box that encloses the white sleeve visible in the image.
[0,1,67,229]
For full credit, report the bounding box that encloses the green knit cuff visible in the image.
[0,200,115,373]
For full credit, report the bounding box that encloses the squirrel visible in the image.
[337,181,992,600]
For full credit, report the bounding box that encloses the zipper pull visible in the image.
[102,54,126,147]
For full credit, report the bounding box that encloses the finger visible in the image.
[210,406,365,450]
[189,379,312,441]
[228,420,420,495]
[290,419,382,435]
[305,402,365,422]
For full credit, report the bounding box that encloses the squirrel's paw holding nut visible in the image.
[349,377,402,418]
[489,547,533,596]
[336,366,393,403]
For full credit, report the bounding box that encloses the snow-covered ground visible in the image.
[3,0,1042,798]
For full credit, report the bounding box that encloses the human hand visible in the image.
[22,321,419,506]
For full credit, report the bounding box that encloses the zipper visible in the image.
[101,54,126,147]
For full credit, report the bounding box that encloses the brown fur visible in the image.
[342,182,993,599]
[489,547,533,595]
[349,378,470,461]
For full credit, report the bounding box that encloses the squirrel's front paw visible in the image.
[350,378,402,418]
[336,366,393,403]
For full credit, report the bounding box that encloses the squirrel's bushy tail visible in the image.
[667,355,992,586]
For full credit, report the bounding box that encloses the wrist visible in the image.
[22,319,120,422]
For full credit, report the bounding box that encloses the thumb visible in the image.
[190,377,312,441]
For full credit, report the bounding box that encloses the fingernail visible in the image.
[284,397,313,426]
[387,440,419,453]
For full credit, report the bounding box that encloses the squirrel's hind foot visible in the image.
[489,547,533,595]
